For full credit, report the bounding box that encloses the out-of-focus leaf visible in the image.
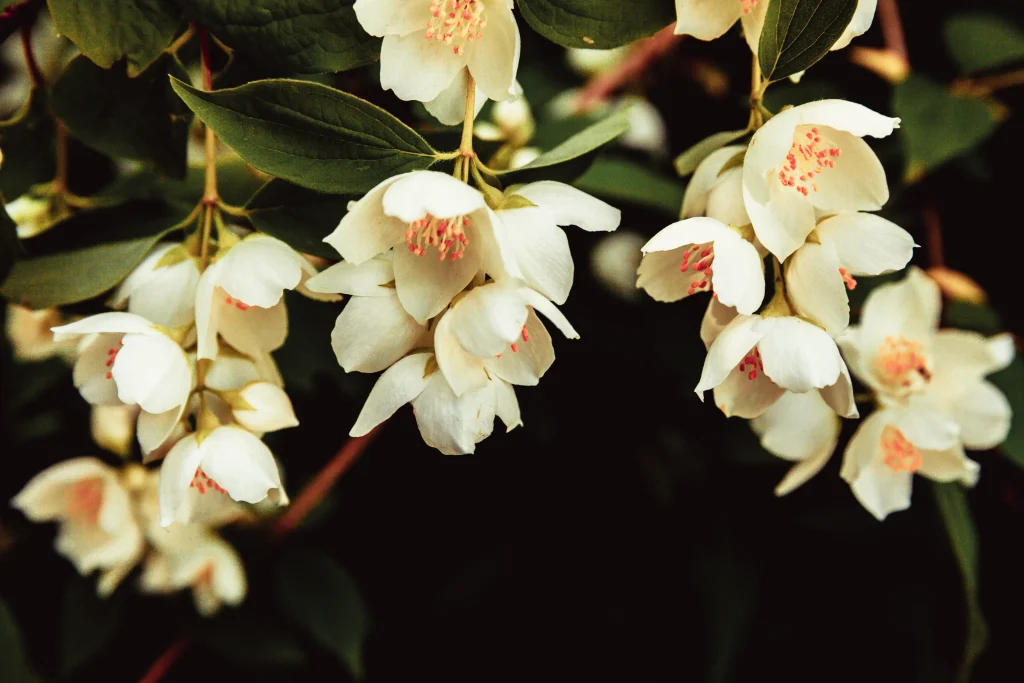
[0,598,40,683]
[574,157,682,216]
[60,576,125,676]
[945,13,1024,75]
[944,300,1003,336]
[246,179,352,260]
[0,87,55,200]
[516,0,674,49]
[198,612,307,667]
[991,357,1024,470]
[758,0,857,82]
[170,77,437,194]
[892,74,1000,183]
[52,54,193,179]
[46,0,180,76]
[932,482,987,683]
[177,0,380,74]
[275,548,369,678]
[674,129,748,177]
[1,201,190,308]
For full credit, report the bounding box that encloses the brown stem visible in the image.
[54,120,68,193]
[19,19,43,88]
[922,204,944,268]
[198,25,218,205]
[878,0,909,65]
[272,427,381,538]
[573,24,682,113]
[137,638,189,683]
[955,67,1024,96]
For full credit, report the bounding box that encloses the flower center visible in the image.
[65,478,104,524]
[777,126,842,197]
[740,0,759,14]
[406,213,470,262]
[880,425,922,473]
[104,340,124,380]
[680,243,715,296]
[224,295,251,311]
[839,267,857,290]
[874,335,931,392]
[495,325,529,357]
[190,467,227,495]
[425,0,486,56]
[738,347,764,381]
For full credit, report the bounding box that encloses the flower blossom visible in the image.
[680,145,751,228]
[108,242,200,329]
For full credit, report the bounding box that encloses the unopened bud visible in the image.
[224,381,299,433]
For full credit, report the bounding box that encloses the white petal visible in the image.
[383,171,487,223]
[495,207,573,304]
[758,318,843,392]
[858,267,940,362]
[305,258,394,297]
[751,391,840,495]
[704,167,751,228]
[204,355,261,391]
[12,457,115,521]
[636,246,699,303]
[158,435,206,527]
[487,309,555,387]
[513,181,621,232]
[948,381,1012,451]
[349,352,432,436]
[695,315,773,397]
[233,382,299,433]
[218,297,289,357]
[916,444,980,486]
[493,377,522,432]
[743,173,818,261]
[352,0,427,37]
[841,411,913,520]
[831,0,878,50]
[199,427,285,505]
[218,236,306,309]
[892,407,961,452]
[195,263,220,360]
[112,333,193,414]
[816,212,916,276]
[51,311,156,341]
[74,334,127,406]
[465,0,521,102]
[681,145,746,218]
[522,289,579,340]
[411,371,496,455]
[424,69,486,125]
[323,175,407,264]
[379,32,465,103]
[435,311,490,396]
[819,361,858,419]
[707,231,765,315]
[739,0,770,53]
[393,238,481,324]
[700,298,739,349]
[927,330,1012,403]
[137,404,187,457]
[331,292,426,373]
[806,128,889,212]
[785,241,850,335]
[712,364,786,418]
[641,216,734,254]
[673,0,741,39]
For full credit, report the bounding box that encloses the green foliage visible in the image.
[246,179,352,260]
[516,0,674,49]
[0,598,39,683]
[177,0,380,74]
[1,200,190,308]
[59,577,125,676]
[892,74,1001,183]
[198,612,307,667]
[274,548,369,678]
[47,0,181,76]
[52,54,193,179]
[170,77,438,194]
[758,0,857,82]
[674,129,749,177]
[574,157,683,217]
[944,12,1024,75]
[0,88,55,201]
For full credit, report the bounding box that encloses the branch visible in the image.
[878,0,908,65]
[137,639,189,683]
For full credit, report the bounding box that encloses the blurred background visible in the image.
[2,0,1023,681]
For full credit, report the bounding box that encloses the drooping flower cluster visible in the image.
[308,170,620,454]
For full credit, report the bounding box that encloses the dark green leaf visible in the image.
[47,0,181,76]
[1,200,190,308]
[177,0,380,74]
[0,88,55,200]
[247,179,352,260]
[991,358,1024,470]
[892,74,1001,183]
[0,201,18,285]
[945,13,1024,75]
[170,77,437,194]
[674,129,749,177]
[275,548,369,678]
[0,598,40,683]
[198,612,307,667]
[932,482,987,683]
[498,107,630,182]
[52,54,193,179]
[60,576,125,676]
[574,157,682,216]
[758,0,857,82]
[944,300,1003,336]
[516,0,674,49]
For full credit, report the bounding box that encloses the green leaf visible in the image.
[59,576,125,676]
[177,0,379,74]
[991,357,1024,470]
[498,107,631,182]
[516,0,674,49]
[170,77,437,194]
[275,548,369,678]
[932,482,987,683]
[52,54,193,179]
[47,0,181,76]
[1,201,189,308]
[0,88,55,200]
[758,0,858,82]
[892,74,1001,183]
[247,179,352,260]
[0,201,18,285]
[0,598,40,683]
[574,157,683,217]
[945,13,1024,75]
[674,129,749,177]
[198,613,307,667]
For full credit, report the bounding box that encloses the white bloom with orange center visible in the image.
[680,145,751,229]
[323,171,519,324]
[742,100,900,261]
[108,242,201,329]
[785,212,916,335]
[637,217,764,314]
[840,407,977,520]
[353,0,520,124]
[351,350,521,455]
[12,458,145,596]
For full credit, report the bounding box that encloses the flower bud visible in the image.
[223,381,299,433]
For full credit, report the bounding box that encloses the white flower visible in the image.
[637,217,764,314]
[681,145,751,228]
[353,0,520,123]
[434,281,579,396]
[195,235,318,360]
[350,350,521,455]
[158,426,288,527]
[5,196,53,239]
[751,391,840,495]
[674,0,877,53]
[841,407,978,520]
[323,171,519,323]
[4,305,76,363]
[91,405,140,458]
[590,231,646,302]
[108,242,201,329]
[493,181,620,304]
[12,458,145,596]
[696,305,857,419]
[222,381,300,434]
[785,212,915,335]
[742,100,900,260]
[840,267,1014,448]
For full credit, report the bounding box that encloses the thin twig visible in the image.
[54,120,68,193]
[19,19,43,87]
[198,25,218,205]
[137,638,189,683]
[922,204,944,269]
[878,0,909,65]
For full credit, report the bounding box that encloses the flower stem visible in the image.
[922,204,944,268]
[19,20,43,88]
[198,25,219,206]
[459,73,477,183]
[53,120,68,194]
[878,0,909,66]
[573,24,681,113]
[137,638,189,683]
[165,24,195,56]
[749,54,768,130]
